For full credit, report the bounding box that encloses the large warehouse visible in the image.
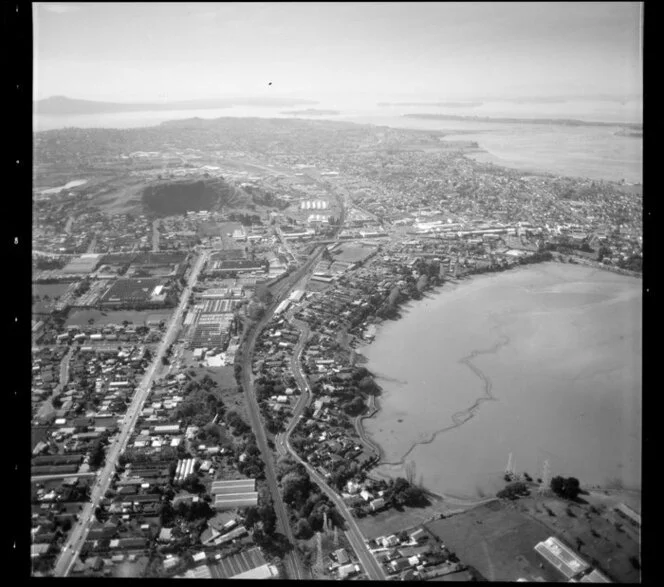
[534,537,591,580]
[211,479,258,511]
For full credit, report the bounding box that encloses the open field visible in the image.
[201,365,239,390]
[33,283,71,298]
[33,283,72,314]
[424,500,559,582]
[422,494,640,583]
[216,222,244,237]
[356,497,455,540]
[65,309,173,326]
[197,222,222,237]
[331,243,378,264]
[85,176,149,215]
[511,494,640,583]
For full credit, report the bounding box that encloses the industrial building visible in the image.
[300,200,329,210]
[534,537,590,580]
[211,479,258,511]
[231,563,279,579]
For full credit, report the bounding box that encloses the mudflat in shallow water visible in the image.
[362,263,641,500]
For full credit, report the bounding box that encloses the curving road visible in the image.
[275,322,387,581]
[238,251,327,581]
[52,250,209,577]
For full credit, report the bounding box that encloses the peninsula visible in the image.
[378,101,483,107]
[281,108,341,116]
[404,112,643,129]
[35,95,319,116]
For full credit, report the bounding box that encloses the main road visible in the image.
[275,323,387,581]
[238,249,326,581]
[53,250,209,577]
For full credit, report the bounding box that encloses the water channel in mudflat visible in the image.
[361,262,642,501]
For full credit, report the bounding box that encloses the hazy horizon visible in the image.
[34,2,643,106]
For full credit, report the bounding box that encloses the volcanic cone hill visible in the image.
[141,177,247,216]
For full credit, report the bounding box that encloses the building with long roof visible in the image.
[534,537,590,580]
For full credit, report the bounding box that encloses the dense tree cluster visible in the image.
[242,186,289,210]
[224,409,251,436]
[34,256,68,270]
[497,481,530,500]
[327,459,364,491]
[550,476,581,500]
[236,435,265,479]
[227,212,263,226]
[342,395,366,417]
[88,436,109,469]
[244,500,277,535]
[179,473,205,494]
[173,498,213,522]
[175,375,226,427]
[275,457,344,537]
[617,253,642,272]
[385,477,428,508]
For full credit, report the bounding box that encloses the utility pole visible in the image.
[538,460,551,495]
[313,531,324,576]
[505,452,515,477]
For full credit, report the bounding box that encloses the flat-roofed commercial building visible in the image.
[534,537,590,580]
[211,479,257,510]
[211,479,256,492]
[231,563,279,579]
[213,493,258,510]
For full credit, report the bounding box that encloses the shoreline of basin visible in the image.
[354,270,511,503]
[354,260,640,503]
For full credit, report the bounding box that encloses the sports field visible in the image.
[331,243,378,263]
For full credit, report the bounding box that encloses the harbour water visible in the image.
[360,263,642,500]
[34,98,642,184]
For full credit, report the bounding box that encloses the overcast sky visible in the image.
[33,2,643,103]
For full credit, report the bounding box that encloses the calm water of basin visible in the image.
[362,263,641,500]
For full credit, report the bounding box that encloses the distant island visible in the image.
[510,97,568,104]
[615,128,643,138]
[281,109,341,116]
[35,95,319,116]
[378,101,483,108]
[502,94,640,104]
[404,113,643,129]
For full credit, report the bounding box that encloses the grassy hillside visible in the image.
[142,177,248,216]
